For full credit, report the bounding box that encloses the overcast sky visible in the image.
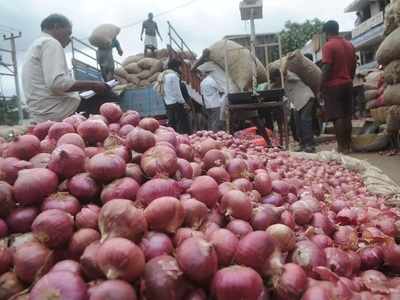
[0,0,356,96]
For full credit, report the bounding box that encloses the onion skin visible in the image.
[291,241,327,277]
[75,204,100,230]
[144,197,184,234]
[88,279,137,300]
[226,220,253,239]
[13,168,58,206]
[334,226,359,251]
[212,265,264,300]
[188,176,220,208]
[41,193,81,216]
[324,247,352,277]
[140,232,174,261]
[136,178,181,207]
[138,118,160,132]
[48,122,75,141]
[141,145,178,178]
[182,198,209,229]
[32,209,74,249]
[209,229,239,267]
[126,127,156,153]
[80,241,103,280]
[5,134,41,160]
[87,153,126,183]
[14,241,54,284]
[176,237,218,284]
[50,260,82,276]
[56,133,85,149]
[274,263,307,299]
[174,228,206,247]
[0,182,16,218]
[68,229,100,259]
[77,119,109,145]
[266,224,296,252]
[68,173,100,201]
[100,177,140,204]
[96,238,145,282]
[99,199,147,243]
[0,272,25,300]
[311,213,336,236]
[221,190,252,221]
[33,121,55,140]
[30,271,88,300]
[6,207,39,234]
[100,102,123,123]
[40,138,57,153]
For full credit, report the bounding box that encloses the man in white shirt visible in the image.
[200,71,224,132]
[163,59,190,133]
[22,14,110,123]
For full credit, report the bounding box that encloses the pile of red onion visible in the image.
[0,102,398,299]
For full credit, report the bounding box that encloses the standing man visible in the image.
[22,14,110,123]
[141,13,163,57]
[96,38,123,82]
[321,20,357,154]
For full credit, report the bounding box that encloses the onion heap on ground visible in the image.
[0,102,399,299]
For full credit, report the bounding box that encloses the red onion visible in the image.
[290,201,313,225]
[226,220,253,239]
[142,255,189,300]
[360,246,383,270]
[30,271,88,300]
[188,176,220,208]
[87,152,126,182]
[100,102,123,123]
[301,285,333,300]
[77,119,109,145]
[266,224,296,252]
[176,158,193,180]
[361,270,388,294]
[51,260,82,276]
[155,129,177,147]
[176,237,218,284]
[138,118,160,132]
[177,143,194,161]
[226,158,249,180]
[274,263,307,299]
[100,177,140,204]
[32,209,74,248]
[0,157,33,185]
[311,234,334,249]
[33,121,55,140]
[56,133,85,149]
[0,272,25,300]
[125,163,144,184]
[88,114,108,124]
[140,232,174,261]
[136,178,181,207]
[331,200,348,214]
[99,199,147,243]
[191,162,203,177]
[201,222,221,240]
[141,145,178,178]
[207,167,231,184]
[218,182,237,196]
[301,195,320,213]
[186,289,207,300]
[174,228,206,247]
[383,242,400,272]
[324,247,352,277]
[4,134,41,160]
[336,208,357,225]
[374,217,397,237]
[272,180,290,197]
[347,251,361,276]
[203,149,226,170]
[262,193,284,206]
[334,226,358,251]
[85,146,102,158]
[68,173,100,201]
[68,228,100,259]
[96,237,145,282]
[40,138,57,153]
[311,212,336,236]
[0,219,7,238]
[234,231,275,272]
[14,241,54,283]
[63,113,86,129]
[292,241,327,276]
[126,127,156,153]
[75,204,100,230]
[89,279,137,300]
[144,197,184,233]
[48,122,75,141]
[41,192,81,216]
[251,204,282,230]
[280,210,296,229]
[14,168,58,206]
[6,207,38,233]
[30,153,51,168]
[80,241,103,280]
[0,243,12,276]
[182,198,209,229]
[221,190,252,221]
[209,229,239,266]
[196,138,220,157]
[48,144,86,178]
[232,178,253,192]
[119,124,135,138]
[0,182,15,218]
[212,266,264,300]
[120,110,140,126]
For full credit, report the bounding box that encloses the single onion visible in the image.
[41,192,81,216]
[226,220,253,239]
[50,260,82,276]
[212,266,264,300]
[4,134,41,160]
[383,242,400,273]
[220,190,252,221]
[311,212,336,236]
[88,279,137,300]
[280,210,296,229]
[209,229,239,266]
[14,168,58,206]
[138,118,160,132]
[99,199,147,243]
[218,182,237,196]
[334,226,358,251]
[48,122,75,141]
[29,271,88,300]
[176,158,193,180]
[40,138,57,153]
[207,167,231,184]
[68,228,100,259]
[324,247,352,277]
[136,178,181,207]
[120,110,140,126]
[0,157,33,185]
[226,158,248,180]
[251,204,282,230]
[144,197,184,234]
[188,176,220,208]
[291,241,327,276]
[141,145,178,178]
[174,228,206,247]
[0,272,25,300]
[100,177,140,204]
[56,133,85,149]
[203,149,226,170]
[126,127,156,153]
[119,124,135,138]
[63,113,86,129]
[182,198,209,229]
[232,178,253,192]
[140,232,174,261]
[266,224,296,252]
[32,121,55,140]
[100,102,123,123]
[80,241,103,280]
[30,153,51,168]
[75,204,100,230]
[290,201,313,225]
[311,234,334,249]
[77,119,109,145]
[32,209,74,248]
[125,163,144,184]
[0,182,15,218]
[262,193,284,206]
[68,173,100,201]
[196,138,220,157]
[96,237,145,282]
[272,180,290,197]
[155,129,177,147]
[274,263,308,299]
[359,246,383,270]
[176,237,218,284]
[177,143,194,161]
[331,200,348,214]
[87,152,126,183]
[48,144,86,178]
[14,241,54,284]
[6,207,39,233]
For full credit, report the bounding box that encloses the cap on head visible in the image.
[41,13,71,31]
[322,20,339,35]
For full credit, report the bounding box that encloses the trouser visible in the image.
[165,103,191,134]
[294,99,315,148]
[207,108,223,132]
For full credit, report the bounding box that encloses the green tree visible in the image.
[280,18,324,55]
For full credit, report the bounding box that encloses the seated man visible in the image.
[22,14,110,123]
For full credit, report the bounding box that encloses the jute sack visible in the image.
[139,79,150,87]
[384,84,400,106]
[376,27,400,66]
[287,50,322,94]
[155,49,170,59]
[148,72,161,83]
[138,58,161,70]
[122,54,144,67]
[387,105,400,133]
[125,63,142,74]
[365,89,379,101]
[137,70,152,80]
[115,67,129,79]
[114,75,128,85]
[89,24,120,48]
[385,1,400,36]
[384,60,400,85]
[352,133,390,152]
[364,70,384,89]
[149,60,163,75]
[127,74,140,85]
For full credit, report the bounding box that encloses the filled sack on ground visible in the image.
[387,105,400,133]
[114,75,128,85]
[139,79,151,87]
[127,74,140,85]
[125,63,142,74]
[287,50,322,94]
[376,27,400,66]
[138,58,161,70]
[137,70,152,80]
[122,54,144,66]
[384,84,400,105]
[352,133,390,152]
[370,106,391,123]
[89,24,120,48]
[385,1,400,36]
[384,60,400,85]
[148,72,161,83]
[364,70,384,89]
[365,89,379,101]
[115,67,129,79]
